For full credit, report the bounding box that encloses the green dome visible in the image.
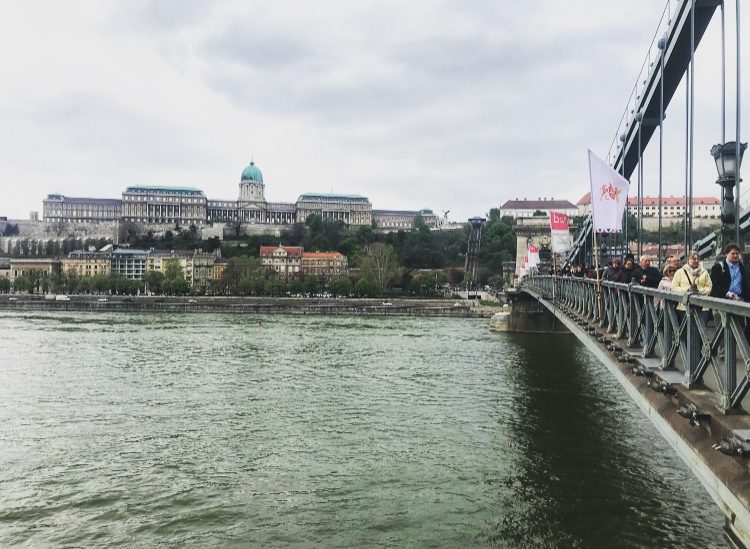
[241,161,263,183]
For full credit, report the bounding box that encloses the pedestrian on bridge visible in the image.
[673,251,712,319]
[633,255,661,288]
[602,258,622,281]
[666,254,682,270]
[618,256,637,284]
[655,265,677,309]
[710,244,750,302]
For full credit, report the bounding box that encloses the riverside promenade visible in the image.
[0,294,496,318]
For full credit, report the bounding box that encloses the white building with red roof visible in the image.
[576,193,720,218]
[259,246,349,277]
[259,245,303,277]
[302,252,348,276]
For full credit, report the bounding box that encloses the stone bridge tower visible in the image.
[513,217,552,275]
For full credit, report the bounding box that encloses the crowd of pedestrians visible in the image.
[559,243,750,308]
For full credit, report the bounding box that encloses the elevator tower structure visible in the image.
[465,217,486,291]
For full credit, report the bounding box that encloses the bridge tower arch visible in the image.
[514,217,552,275]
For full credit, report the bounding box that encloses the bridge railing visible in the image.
[521,275,750,413]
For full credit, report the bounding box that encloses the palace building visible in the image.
[43,195,122,223]
[122,186,207,226]
[43,160,380,231]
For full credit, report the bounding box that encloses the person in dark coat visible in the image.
[602,258,622,281]
[710,243,750,301]
[633,255,662,288]
[617,257,637,284]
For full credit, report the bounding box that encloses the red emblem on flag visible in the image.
[599,183,622,201]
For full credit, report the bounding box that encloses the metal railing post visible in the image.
[720,312,737,413]
[686,300,701,384]
[642,294,654,356]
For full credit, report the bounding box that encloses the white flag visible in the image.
[549,211,572,253]
[588,150,630,233]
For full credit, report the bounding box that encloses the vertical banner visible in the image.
[527,243,540,269]
[549,211,572,253]
[518,256,528,279]
[588,150,630,233]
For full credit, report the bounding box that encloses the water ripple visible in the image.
[0,311,726,548]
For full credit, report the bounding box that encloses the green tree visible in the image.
[92,274,109,294]
[13,276,33,293]
[303,275,320,296]
[145,271,165,295]
[220,256,265,295]
[289,278,304,295]
[328,276,353,297]
[354,277,378,297]
[163,259,189,295]
[264,277,285,296]
[0,278,10,293]
[78,277,93,294]
[305,214,323,233]
[355,225,375,246]
[108,274,129,295]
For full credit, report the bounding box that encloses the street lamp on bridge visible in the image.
[711,141,747,255]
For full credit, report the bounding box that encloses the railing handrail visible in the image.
[519,274,750,412]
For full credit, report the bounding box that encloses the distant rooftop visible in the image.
[576,192,720,206]
[112,248,151,256]
[373,209,421,216]
[501,199,576,210]
[302,252,344,259]
[259,245,303,257]
[45,194,122,206]
[297,193,370,203]
[124,185,205,196]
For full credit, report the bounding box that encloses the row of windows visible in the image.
[45,210,119,217]
[125,196,205,204]
[629,205,719,210]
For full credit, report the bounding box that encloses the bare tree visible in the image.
[360,242,401,296]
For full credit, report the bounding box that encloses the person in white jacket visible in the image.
[672,251,712,319]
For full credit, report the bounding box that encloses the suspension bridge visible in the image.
[515,1,750,546]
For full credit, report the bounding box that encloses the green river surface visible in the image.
[0,311,726,547]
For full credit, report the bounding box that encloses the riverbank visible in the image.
[0,295,496,317]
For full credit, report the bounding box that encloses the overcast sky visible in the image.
[1,0,748,222]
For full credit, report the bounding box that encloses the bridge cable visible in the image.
[735,0,742,248]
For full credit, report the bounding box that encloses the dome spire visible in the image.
[241,159,263,182]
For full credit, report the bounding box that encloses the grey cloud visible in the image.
[204,65,441,125]
[203,22,314,69]
[38,93,219,172]
[118,0,214,31]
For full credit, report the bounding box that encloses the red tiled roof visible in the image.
[302,252,344,260]
[576,193,719,206]
[259,246,303,258]
[627,196,720,206]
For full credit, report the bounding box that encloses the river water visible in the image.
[0,311,725,547]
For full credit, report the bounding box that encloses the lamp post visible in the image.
[711,141,747,256]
